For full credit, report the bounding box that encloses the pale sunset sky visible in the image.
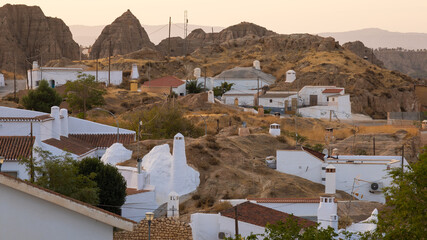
[4,0,427,33]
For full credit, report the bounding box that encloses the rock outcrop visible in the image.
[90,10,155,59]
[343,41,384,67]
[0,4,80,73]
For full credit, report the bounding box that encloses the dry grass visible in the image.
[358,125,419,137]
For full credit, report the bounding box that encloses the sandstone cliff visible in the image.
[0,4,79,73]
[343,41,384,67]
[90,10,155,59]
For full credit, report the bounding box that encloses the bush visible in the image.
[21,80,62,112]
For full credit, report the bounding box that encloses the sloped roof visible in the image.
[142,76,185,87]
[0,173,135,231]
[0,136,35,161]
[214,67,276,85]
[247,198,337,203]
[43,136,96,156]
[220,201,316,228]
[302,146,325,161]
[69,134,135,148]
[322,88,343,94]
[0,114,54,122]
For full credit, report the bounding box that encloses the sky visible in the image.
[4,0,427,34]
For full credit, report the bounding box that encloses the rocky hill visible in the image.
[0,4,79,73]
[342,41,384,67]
[374,48,427,79]
[90,10,155,59]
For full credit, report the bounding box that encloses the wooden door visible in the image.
[309,95,317,106]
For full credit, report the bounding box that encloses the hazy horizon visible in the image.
[4,0,427,34]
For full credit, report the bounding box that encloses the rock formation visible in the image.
[90,10,155,59]
[0,4,79,73]
[343,41,384,67]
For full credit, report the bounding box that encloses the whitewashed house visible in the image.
[197,61,276,91]
[191,201,316,240]
[258,91,298,114]
[0,106,135,179]
[297,86,352,119]
[28,61,123,89]
[221,89,257,106]
[0,172,134,240]
[276,147,408,203]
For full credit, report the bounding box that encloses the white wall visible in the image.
[276,150,324,183]
[298,86,343,106]
[0,184,113,240]
[1,161,29,180]
[191,213,220,240]
[173,83,186,96]
[223,95,255,106]
[0,73,4,87]
[198,78,271,91]
[121,191,158,222]
[257,202,319,217]
[219,215,265,239]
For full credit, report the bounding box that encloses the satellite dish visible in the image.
[371,182,379,191]
[322,149,329,155]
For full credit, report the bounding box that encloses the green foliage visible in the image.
[123,104,204,140]
[213,82,234,96]
[21,80,62,113]
[19,148,99,205]
[304,143,325,153]
[186,80,204,93]
[225,218,337,240]
[77,157,127,215]
[64,73,106,118]
[375,146,427,239]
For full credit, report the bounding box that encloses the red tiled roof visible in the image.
[0,114,54,122]
[220,201,316,228]
[322,89,343,94]
[43,136,96,156]
[0,136,35,161]
[126,188,151,195]
[142,76,184,87]
[0,172,136,225]
[302,146,325,161]
[248,198,337,203]
[69,134,135,148]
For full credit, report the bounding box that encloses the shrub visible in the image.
[21,80,62,112]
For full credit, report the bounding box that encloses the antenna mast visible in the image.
[184,10,188,55]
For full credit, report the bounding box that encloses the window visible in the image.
[180,93,184,96]
[3,171,18,178]
[322,177,326,181]
[269,99,273,103]
[36,81,40,86]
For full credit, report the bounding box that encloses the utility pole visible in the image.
[234,205,239,238]
[184,11,188,55]
[95,57,98,82]
[373,136,376,155]
[211,27,214,43]
[108,39,111,86]
[168,17,171,58]
[401,145,404,174]
[257,77,260,107]
[13,55,17,100]
[204,67,207,91]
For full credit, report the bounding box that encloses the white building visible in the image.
[258,91,298,114]
[276,146,409,203]
[285,70,296,83]
[297,86,352,119]
[197,61,276,91]
[0,172,134,240]
[0,106,135,179]
[0,72,4,87]
[28,61,123,89]
[191,201,316,240]
[221,90,257,106]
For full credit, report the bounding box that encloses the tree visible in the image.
[213,82,234,97]
[64,73,106,118]
[77,157,127,215]
[374,146,427,239]
[21,80,62,113]
[186,80,204,93]
[19,148,99,205]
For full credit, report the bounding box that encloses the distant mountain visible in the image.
[319,28,427,50]
[70,24,224,47]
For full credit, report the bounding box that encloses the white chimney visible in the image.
[269,123,281,136]
[317,195,338,230]
[131,64,139,79]
[207,90,214,103]
[167,191,180,218]
[325,164,336,194]
[60,108,69,137]
[285,70,296,83]
[194,68,201,78]
[32,61,39,70]
[253,60,261,70]
[50,106,61,140]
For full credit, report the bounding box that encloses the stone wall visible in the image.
[114,218,192,240]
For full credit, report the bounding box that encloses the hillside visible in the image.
[375,48,427,79]
[0,4,79,74]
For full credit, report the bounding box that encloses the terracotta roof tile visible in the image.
[220,201,316,228]
[0,136,35,161]
[142,76,184,87]
[322,89,343,94]
[0,114,54,122]
[302,146,325,161]
[43,136,96,156]
[69,134,135,148]
[126,188,151,195]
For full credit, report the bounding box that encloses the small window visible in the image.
[322,177,326,181]
[269,99,273,103]
[180,93,184,96]
[36,81,40,86]
[3,171,18,178]
[322,167,326,170]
